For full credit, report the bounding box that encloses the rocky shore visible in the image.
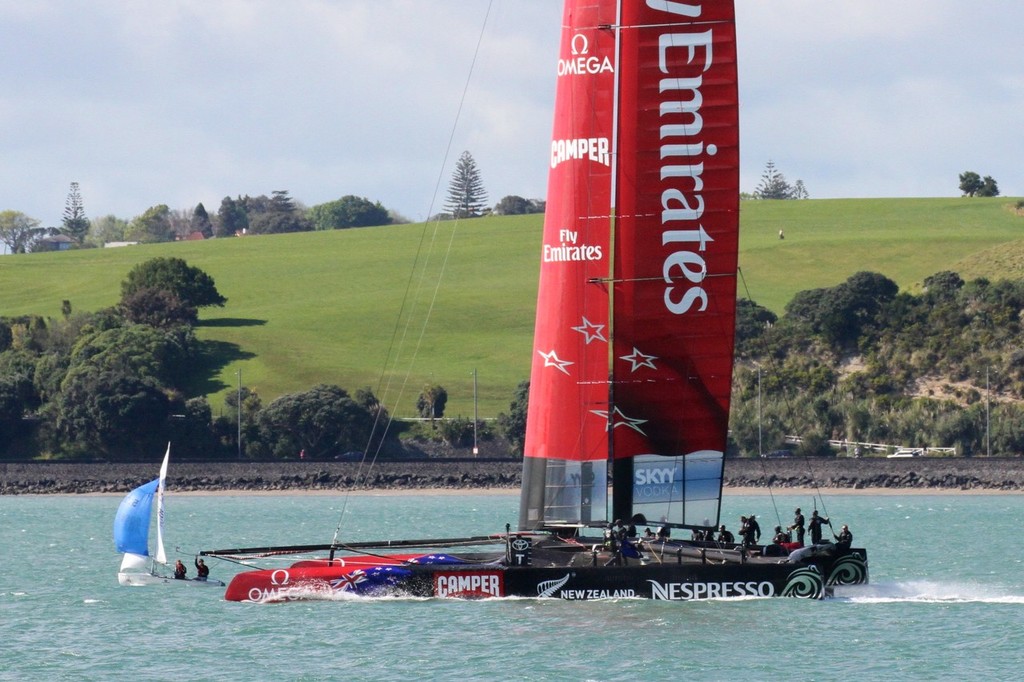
[3,456,1024,495]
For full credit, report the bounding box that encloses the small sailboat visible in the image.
[204,0,867,602]
[113,444,224,587]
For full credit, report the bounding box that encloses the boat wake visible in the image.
[834,580,1024,604]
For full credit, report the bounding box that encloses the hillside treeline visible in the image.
[0,257,416,461]
[729,270,1024,457]
[2,255,1023,460]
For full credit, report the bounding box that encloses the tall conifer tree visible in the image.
[62,181,90,244]
[444,151,488,218]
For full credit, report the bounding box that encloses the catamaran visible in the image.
[204,0,867,602]
[114,444,224,587]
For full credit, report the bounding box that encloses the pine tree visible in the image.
[62,182,90,244]
[190,202,214,238]
[444,151,488,218]
[754,160,794,200]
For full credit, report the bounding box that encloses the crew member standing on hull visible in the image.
[740,515,760,548]
[789,507,806,545]
[808,510,830,545]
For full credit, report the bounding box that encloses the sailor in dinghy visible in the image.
[113,444,224,587]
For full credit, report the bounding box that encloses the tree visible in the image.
[308,195,391,230]
[61,182,90,245]
[959,171,983,197]
[167,396,222,460]
[444,151,488,218]
[0,349,40,449]
[0,210,44,254]
[735,299,778,356]
[782,271,898,347]
[219,385,262,457]
[88,214,129,246]
[979,176,1000,198]
[67,324,192,389]
[125,204,174,243]
[119,287,198,328]
[167,207,194,240]
[190,203,214,238]
[923,271,965,301]
[0,321,12,353]
[248,190,311,234]
[753,160,793,200]
[493,195,545,215]
[498,380,529,456]
[253,384,376,460]
[416,384,448,423]
[216,196,248,237]
[55,365,170,458]
[121,257,227,309]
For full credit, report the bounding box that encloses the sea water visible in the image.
[2,491,1023,681]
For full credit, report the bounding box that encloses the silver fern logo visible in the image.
[537,574,571,598]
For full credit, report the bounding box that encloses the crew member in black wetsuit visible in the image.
[789,507,806,545]
[808,510,830,545]
[174,560,187,580]
[835,525,853,552]
[716,524,735,544]
[740,515,761,548]
[194,557,210,580]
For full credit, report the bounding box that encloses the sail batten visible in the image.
[521,0,737,531]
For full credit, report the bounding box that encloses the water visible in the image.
[2,491,1023,681]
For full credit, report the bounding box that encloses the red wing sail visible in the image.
[520,0,618,529]
[521,0,738,531]
[611,3,738,527]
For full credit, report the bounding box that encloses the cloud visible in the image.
[0,0,1020,229]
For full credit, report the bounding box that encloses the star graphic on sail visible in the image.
[538,349,574,375]
[620,347,658,372]
[589,406,648,435]
[571,317,607,344]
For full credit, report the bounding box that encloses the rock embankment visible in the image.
[723,456,1024,491]
[0,460,523,495]
[2,457,1024,495]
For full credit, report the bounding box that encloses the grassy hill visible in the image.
[1,198,1021,418]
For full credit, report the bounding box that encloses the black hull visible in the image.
[411,549,867,601]
[217,535,868,602]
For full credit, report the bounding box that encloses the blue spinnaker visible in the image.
[113,478,160,556]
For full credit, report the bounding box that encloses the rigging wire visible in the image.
[737,266,832,530]
[330,0,496,547]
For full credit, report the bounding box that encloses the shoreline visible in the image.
[14,485,1024,499]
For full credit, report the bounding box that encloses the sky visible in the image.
[1,0,1022,230]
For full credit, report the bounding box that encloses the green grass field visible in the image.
[1,198,1021,418]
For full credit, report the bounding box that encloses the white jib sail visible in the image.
[155,443,170,565]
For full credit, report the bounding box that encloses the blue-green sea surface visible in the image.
[2,491,1023,681]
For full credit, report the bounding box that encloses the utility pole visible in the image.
[986,366,991,457]
[237,368,242,460]
[472,368,479,456]
[757,364,762,457]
